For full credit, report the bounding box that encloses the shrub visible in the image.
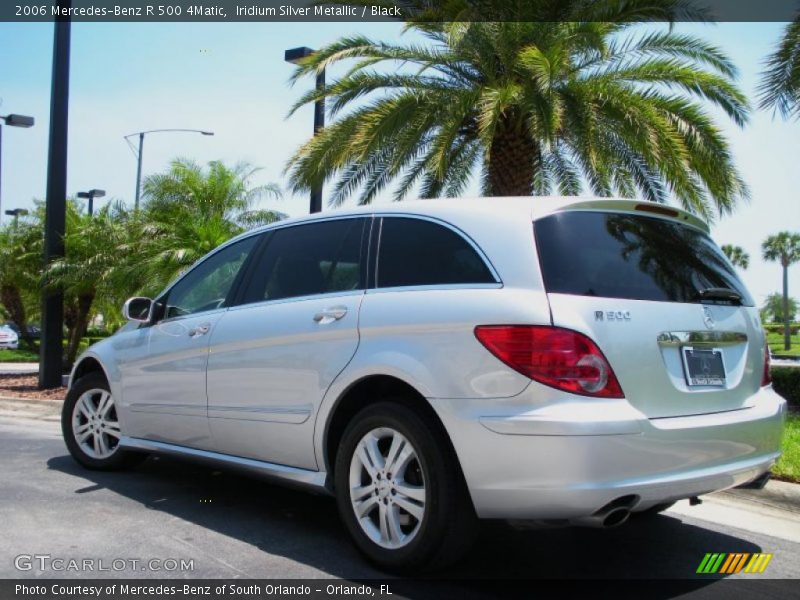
[772,367,800,409]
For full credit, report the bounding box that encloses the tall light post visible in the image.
[77,189,105,216]
[124,129,214,209]
[40,0,71,389]
[285,46,325,214]
[4,208,29,228]
[0,114,35,218]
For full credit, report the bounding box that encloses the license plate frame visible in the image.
[681,346,727,387]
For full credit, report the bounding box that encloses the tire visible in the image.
[334,401,476,572]
[62,372,144,471]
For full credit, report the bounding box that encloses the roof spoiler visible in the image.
[532,198,709,233]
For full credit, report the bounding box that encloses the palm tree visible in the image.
[286,14,749,219]
[762,232,800,350]
[759,16,800,120]
[46,201,141,366]
[0,219,42,351]
[761,292,798,324]
[721,244,750,269]
[140,159,285,294]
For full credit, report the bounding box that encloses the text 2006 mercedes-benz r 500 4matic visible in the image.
[63,197,786,571]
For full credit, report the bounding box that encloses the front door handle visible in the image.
[188,323,210,337]
[313,306,348,324]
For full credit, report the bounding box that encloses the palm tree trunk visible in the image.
[487,118,538,196]
[66,292,95,368]
[783,263,791,351]
[0,283,37,351]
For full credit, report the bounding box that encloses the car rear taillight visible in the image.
[474,325,624,398]
[762,345,772,386]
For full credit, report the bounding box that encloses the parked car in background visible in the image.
[3,322,41,340]
[0,325,19,350]
[62,197,786,571]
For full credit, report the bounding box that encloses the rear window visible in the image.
[534,211,753,306]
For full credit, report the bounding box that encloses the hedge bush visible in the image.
[772,367,800,409]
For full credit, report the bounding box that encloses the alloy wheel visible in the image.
[348,427,426,549]
[71,388,121,459]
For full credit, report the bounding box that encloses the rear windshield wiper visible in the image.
[694,287,743,304]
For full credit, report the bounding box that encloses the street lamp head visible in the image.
[200,131,214,136]
[4,208,29,217]
[77,189,105,199]
[1,114,35,128]
[285,47,315,65]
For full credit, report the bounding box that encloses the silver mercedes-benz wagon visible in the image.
[63,197,786,571]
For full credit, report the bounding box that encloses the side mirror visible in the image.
[122,297,153,323]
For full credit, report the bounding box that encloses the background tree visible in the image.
[761,292,798,324]
[46,201,143,366]
[287,12,749,220]
[721,244,750,269]
[762,232,800,350]
[759,16,800,120]
[0,219,42,351]
[140,159,285,294]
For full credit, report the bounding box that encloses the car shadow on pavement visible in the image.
[47,453,762,596]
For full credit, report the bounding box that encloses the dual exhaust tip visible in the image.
[571,495,639,529]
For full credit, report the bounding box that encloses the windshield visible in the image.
[534,211,754,306]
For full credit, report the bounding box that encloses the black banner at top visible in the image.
[3,0,800,23]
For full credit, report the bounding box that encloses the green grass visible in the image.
[773,414,800,483]
[0,348,39,362]
[767,331,800,357]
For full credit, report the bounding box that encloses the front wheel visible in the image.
[62,372,143,470]
[334,401,476,572]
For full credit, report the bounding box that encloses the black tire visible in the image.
[334,400,477,573]
[62,372,144,471]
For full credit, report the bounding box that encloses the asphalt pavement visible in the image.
[0,397,798,598]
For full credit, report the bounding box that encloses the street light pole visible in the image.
[124,129,213,210]
[4,208,29,228]
[285,46,325,214]
[134,132,144,209]
[0,114,35,218]
[40,0,71,389]
[77,189,105,216]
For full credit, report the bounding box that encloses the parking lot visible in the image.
[1,400,798,598]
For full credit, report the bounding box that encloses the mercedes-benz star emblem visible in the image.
[703,306,715,330]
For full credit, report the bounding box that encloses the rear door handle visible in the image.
[188,323,210,337]
[313,306,348,324]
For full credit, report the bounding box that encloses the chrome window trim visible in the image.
[226,288,365,313]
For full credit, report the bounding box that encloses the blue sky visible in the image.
[0,21,798,305]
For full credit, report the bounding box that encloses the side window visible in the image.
[164,236,258,319]
[241,218,367,303]
[376,217,495,288]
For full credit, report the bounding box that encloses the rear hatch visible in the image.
[533,202,765,419]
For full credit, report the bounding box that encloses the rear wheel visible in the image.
[62,372,144,470]
[334,401,476,572]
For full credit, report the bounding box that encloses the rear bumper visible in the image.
[0,340,19,349]
[430,386,786,519]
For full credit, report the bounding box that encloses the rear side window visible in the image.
[376,217,495,288]
[240,218,367,303]
[534,211,753,306]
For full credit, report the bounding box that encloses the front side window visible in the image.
[376,217,495,288]
[240,218,367,303]
[164,235,258,319]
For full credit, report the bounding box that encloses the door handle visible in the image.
[188,323,210,337]
[313,306,348,324]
